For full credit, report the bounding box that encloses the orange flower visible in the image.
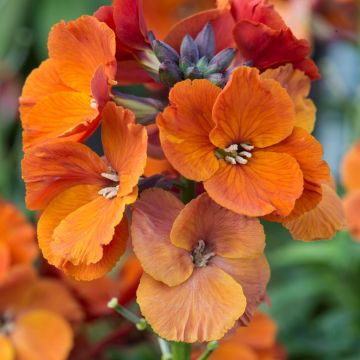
[0,266,83,360]
[19,15,117,149]
[201,312,286,360]
[132,189,270,342]
[0,200,37,282]
[284,180,345,241]
[341,141,360,191]
[22,103,147,280]
[157,66,329,217]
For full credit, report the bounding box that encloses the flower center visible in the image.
[90,98,98,110]
[98,168,120,199]
[0,312,14,336]
[215,143,254,165]
[191,240,215,268]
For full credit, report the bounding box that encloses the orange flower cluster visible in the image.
[342,142,360,241]
[19,0,344,346]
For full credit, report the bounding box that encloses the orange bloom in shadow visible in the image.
[19,15,117,149]
[0,266,83,360]
[198,312,286,360]
[22,103,147,280]
[341,141,360,191]
[158,67,329,217]
[132,189,270,342]
[0,201,37,282]
[65,254,143,317]
[343,190,360,241]
[284,180,345,241]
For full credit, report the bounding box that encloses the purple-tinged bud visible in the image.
[195,22,215,60]
[159,60,183,87]
[180,34,199,64]
[196,56,209,74]
[147,31,156,46]
[208,48,236,73]
[153,40,179,63]
[184,66,202,80]
[206,73,225,87]
[179,57,192,74]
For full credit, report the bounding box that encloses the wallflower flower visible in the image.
[158,66,329,217]
[0,200,37,282]
[165,0,320,80]
[194,312,286,360]
[343,191,360,241]
[132,189,270,342]
[22,103,147,280]
[19,15,117,149]
[0,266,83,360]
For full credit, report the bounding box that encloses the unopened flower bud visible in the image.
[208,48,236,73]
[153,40,179,63]
[180,34,199,64]
[184,66,202,80]
[206,72,225,87]
[159,60,183,87]
[196,56,209,73]
[195,22,215,60]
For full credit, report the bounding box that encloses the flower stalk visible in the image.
[196,341,219,360]
[171,342,191,360]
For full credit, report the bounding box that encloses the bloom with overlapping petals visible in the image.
[19,15,117,149]
[0,200,37,282]
[158,66,329,217]
[22,103,147,280]
[0,266,83,360]
[132,189,270,342]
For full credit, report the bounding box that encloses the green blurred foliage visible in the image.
[1,0,360,359]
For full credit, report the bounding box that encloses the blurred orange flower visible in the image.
[22,103,147,280]
[19,15,117,149]
[158,67,329,217]
[343,191,360,241]
[132,189,270,342]
[202,312,286,360]
[0,201,37,282]
[0,266,83,360]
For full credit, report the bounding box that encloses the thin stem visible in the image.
[171,342,191,360]
[196,341,219,360]
[107,298,147,330]
[180,178,196,204]
[158,338,172,360]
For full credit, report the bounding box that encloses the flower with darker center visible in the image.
[132,189,270,342]
[216,143,254,165]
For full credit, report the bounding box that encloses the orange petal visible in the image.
[208,343,257,360]
[48,15,116,94]
[157,79,221,181]
[210,67,295,149]
[0,336,15,360]
[22,91,99,149]
[0,243,10,282]
[38,185,129,280]
[284,184,345,241]
[265,127,330,221]
[19,59,71,121]
[11,310,73,360]
[165,9,235,53]
[204,151,303,217]
[341,141,360,191]
[144,156,176,177]
[261,64,316,133]
[212,255,270,326]
[131,189,193,287]
[343,190,360,241]
[137,265,246,342]
[22,141,108,210]
[101,102,148,196]
[170,193,265,259]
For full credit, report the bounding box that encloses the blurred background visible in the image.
[0,0,359,359]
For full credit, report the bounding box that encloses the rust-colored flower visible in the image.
[202,312,286,360]
[343,190,360,241]
[157,67,329,217]
[341,141,360,192]
[165,0,320,80]
[132,189,270,342]
[22,103,147,280]
[19,15,117,149]
[0,201,37,282]
[0,266,83,360]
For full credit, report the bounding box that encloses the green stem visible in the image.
[171,342,191,360]
[180,178,196,204]
[158,338,172,360]
[196,341,219,360]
